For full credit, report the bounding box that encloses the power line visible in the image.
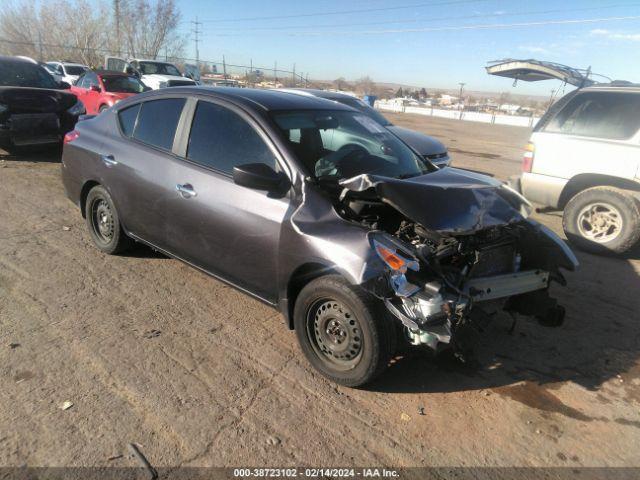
[210,15,640,37]
[199,0,488,23]
[208,3,640,31]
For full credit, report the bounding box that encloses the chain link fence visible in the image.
[0,38,311,88]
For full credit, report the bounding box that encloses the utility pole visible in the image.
[292,63,295,86]
[37,30,43,62]
[458,82,465,110]
[222,55,227,79]
[274,61,278,84]
[114,0,121,56]
[191,17,202,66]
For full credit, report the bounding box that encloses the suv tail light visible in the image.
[522,142,534,173]
[63,130,79,144]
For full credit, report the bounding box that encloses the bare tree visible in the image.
[332,77,349,91]
[0,0,110,65]
[0,0,184,65]
[119,0,185,59]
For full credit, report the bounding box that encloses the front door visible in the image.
[163,99,290,302]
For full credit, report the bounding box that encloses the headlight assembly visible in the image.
[370,233,420,297]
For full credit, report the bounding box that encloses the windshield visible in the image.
[272,110,431,180]
[64,65,86,75]
[0,61,59,88]
[139,62,181,76]
[102,75,146,93]
[335,96,392,126]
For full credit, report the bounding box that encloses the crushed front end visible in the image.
[336,169,579,357]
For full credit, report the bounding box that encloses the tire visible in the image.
[293,274,395,387]
[563,186,640,254]
[98,105,108,113]
[85,185,132,254]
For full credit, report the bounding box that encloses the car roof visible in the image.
[0,55,39,65]
[132,86,356,112]
[92,70,132,77]
[281,88,358,101]
[580,82,640,93]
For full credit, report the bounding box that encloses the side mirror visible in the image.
[59,81,71,89]
[90,84,101,92]
[233,163,288,191]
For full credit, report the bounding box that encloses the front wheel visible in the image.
[293,275,395,387]
[563,186,640,254]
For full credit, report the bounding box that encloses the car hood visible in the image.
[386,125,447,156]
[142,74,195,83]
[0,87,77,114]
[339,167,531,235]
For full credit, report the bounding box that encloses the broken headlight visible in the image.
[370,233,420,297]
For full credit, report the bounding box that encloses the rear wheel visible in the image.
[98,105,108,113]
[293,275,395,387]
[563,186,640,254]
[85,185,132,254]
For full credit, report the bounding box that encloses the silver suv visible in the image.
[514,84,640,254]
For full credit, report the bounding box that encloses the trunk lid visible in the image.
[0,87,77,114]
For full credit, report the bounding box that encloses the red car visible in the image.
[70,70,148,114]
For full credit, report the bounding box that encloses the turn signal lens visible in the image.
[63,130,79,144]
[522,142,534,173]
[373,242,413,273]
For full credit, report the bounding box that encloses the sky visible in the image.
[176,0,640,96]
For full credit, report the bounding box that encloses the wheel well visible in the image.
[285,262,337,330]
[79,180,100,218]
[558,174,640,209]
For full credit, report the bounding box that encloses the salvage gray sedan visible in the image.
[61,87,578,386]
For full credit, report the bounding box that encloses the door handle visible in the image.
[100,154,118,167]
[176,183,197,198]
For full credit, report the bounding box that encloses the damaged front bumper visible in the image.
[384,269,553,351]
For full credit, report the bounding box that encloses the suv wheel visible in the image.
[563,186,640,254]
[293,275,395,387]
[85,185,132,254]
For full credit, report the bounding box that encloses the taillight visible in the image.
[63,130,79,144]
[522,142,534,173]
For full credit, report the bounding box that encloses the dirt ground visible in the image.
[1,112,639,472]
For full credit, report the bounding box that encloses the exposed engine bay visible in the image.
[322,169,579,358]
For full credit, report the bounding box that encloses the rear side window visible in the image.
[132,98,185,150]
[544,92,640,140]
[118,104,141,137]
[186,101,275,174]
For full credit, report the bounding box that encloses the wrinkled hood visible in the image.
[0,87,77,114]
[386,125,447,156]
[340,167,531,235]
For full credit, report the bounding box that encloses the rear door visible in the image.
[102,97,187,248]
[163,97,291,302]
